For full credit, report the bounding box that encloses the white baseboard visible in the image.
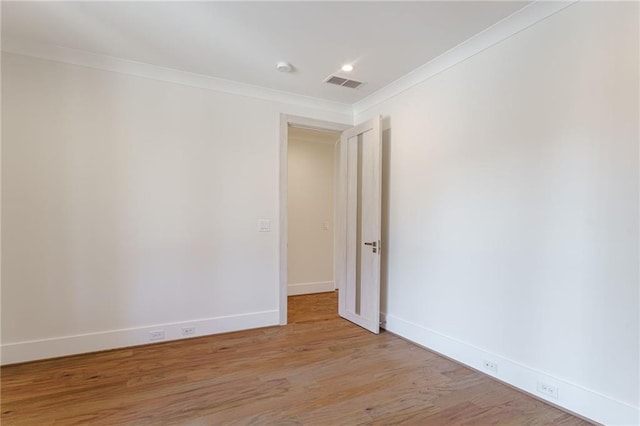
[381,312,639,426]
[288,281,335,296]
[1,310,279,366]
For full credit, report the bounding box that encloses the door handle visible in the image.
[364,240,381,254]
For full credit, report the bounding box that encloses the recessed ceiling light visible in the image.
[341,64,354,72]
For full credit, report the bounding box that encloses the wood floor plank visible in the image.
[1,292,592,425]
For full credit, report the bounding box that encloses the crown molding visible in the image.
[2,1,577,120]
[353,0,578,117]
[1,37,353,117]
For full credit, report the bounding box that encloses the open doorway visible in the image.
[279,115,350,325]
[280,114,384,331]
[286,125,340,323]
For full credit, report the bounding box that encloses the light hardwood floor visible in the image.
[2,292,591,425]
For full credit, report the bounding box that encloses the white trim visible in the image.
[1,37,353,117]
[287,281,335,296]
[381,312,640,426]
[279,115,289,325]
[1,310,279,366]
[353,0,578,116]
[1,2,576,120]
[333,139,341,312]
[279,114,351,325]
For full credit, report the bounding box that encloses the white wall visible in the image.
[2,3,638,424]
[358,2,639,424]
[0,52,351,363]
[287,127,337,295]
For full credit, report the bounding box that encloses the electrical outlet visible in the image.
[149,330,165,341]
[537,381,559,399]
[482,360,498,373]
[182,326,196,336]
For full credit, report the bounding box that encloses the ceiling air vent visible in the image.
[324,75,364,89]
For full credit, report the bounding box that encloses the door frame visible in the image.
[279,114,351,325]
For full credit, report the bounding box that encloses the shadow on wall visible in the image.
[380,117,392,316]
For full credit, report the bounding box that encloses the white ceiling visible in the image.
[1,1,531,105]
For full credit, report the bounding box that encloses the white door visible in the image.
[337,117,382,334]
